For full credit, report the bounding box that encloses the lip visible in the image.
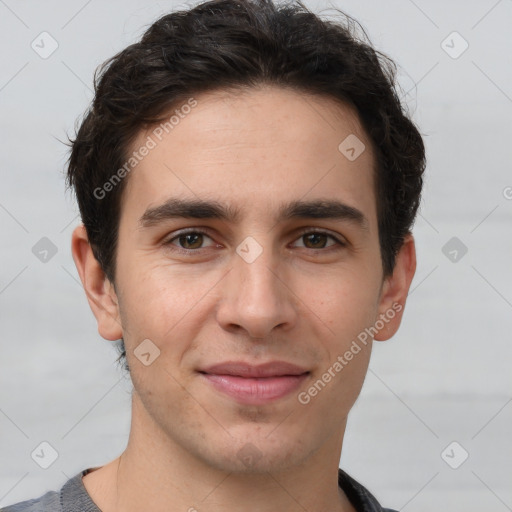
[200,373,309,405]
[198,361,310,405]
[199,360,309,378]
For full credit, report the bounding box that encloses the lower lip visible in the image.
[200,373,309,405]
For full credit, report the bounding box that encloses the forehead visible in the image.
[120,85,377,229]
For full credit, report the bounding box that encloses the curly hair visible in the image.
[65,0,425,372]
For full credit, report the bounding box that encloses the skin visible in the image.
[72,84,416,512]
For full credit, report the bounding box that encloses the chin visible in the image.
[202,432,311,475]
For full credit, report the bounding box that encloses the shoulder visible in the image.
[0,489,60,512]
[338,467,399,512]
[1,467,100,512]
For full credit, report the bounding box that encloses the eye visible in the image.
[291,229,346,250]
[162,228,346,255]
[164,229,216,251]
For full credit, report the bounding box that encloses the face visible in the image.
[77,85,414,474]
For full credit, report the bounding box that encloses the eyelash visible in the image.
[163,228,346,255]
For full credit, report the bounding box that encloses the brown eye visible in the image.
[164,230,216,251]
[292,230,345,250]
[177,233,204,249]
[302,233,329,249]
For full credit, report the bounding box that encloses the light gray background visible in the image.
[1,0,511,510]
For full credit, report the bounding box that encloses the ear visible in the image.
[373,233,416,342]
[71,224,123,341]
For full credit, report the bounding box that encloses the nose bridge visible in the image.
[216,234,297,337]
[234,236,282,305]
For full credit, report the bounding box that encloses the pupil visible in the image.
[306,233,325,248]
[181,233,202,249]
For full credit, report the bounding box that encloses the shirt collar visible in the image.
[338,468,393,511]
[60,467,391,512]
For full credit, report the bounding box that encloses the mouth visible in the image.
[197,361,310,405]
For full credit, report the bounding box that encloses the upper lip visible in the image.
[199,361,310,378]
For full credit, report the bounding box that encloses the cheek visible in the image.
[301,274,377,402]
[300,266,380,337]
[119,259,197,319]
[117,263,224,355]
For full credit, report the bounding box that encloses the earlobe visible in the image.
[71,224,123,341]
[374,233,417,342]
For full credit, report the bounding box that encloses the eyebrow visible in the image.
[138,197,368,230]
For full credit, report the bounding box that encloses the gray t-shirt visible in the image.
[1,467,397,512]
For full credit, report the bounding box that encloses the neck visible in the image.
[82,392,356,512]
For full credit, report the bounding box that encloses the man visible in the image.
[2,0,424,510]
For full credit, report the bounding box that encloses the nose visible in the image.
[215,242,298,339]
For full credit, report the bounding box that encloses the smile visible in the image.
[199,373,310,405]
